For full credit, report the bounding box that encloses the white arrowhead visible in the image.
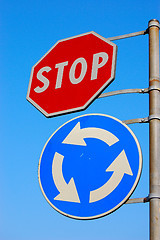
[106,150,133,176]
[54,177,80,202]
[63,122,86,146]
[62,122,119,146]
[52,152,80,203]
[89,150,133,203]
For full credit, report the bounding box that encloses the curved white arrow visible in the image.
[62,122,119,146]
[89,150,133,203]
[52,152,80,203]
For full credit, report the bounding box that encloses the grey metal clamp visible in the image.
[148,86,160,92]
[145,193,160,202]
[148,114,160,121]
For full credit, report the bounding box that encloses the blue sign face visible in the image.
[38,114,142,220]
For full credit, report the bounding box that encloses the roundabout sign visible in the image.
[38,114,142,219]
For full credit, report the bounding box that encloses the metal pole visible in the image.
[148,19,160,240]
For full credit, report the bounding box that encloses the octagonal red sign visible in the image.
[27,32,117,117]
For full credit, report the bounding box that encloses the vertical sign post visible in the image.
[148,19,160,240]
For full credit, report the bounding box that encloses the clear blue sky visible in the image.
[1,0,160,239]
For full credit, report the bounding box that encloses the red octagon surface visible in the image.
[27,32,117,117]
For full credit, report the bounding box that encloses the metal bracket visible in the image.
[144,193,160,202]
[98,88,148,99]
[123,117,148,125]
[123,115,160,125]
[148,20,160,29]
[148,86,160,92]
[148,114,160,121]
[126,194,160,204]
[98,87,159,99]
[125,197,146,204]
[106,30,147,41]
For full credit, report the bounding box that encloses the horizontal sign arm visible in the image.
[107,30,147,41]
[125,197,146,204]
[98,88,148,99]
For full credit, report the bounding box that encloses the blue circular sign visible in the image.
[38,114,142,219]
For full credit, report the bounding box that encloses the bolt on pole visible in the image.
[148,19,160,240]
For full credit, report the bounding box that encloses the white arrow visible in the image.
[52,152,80,203]
[89,150,133,203]
[62,122,119,146]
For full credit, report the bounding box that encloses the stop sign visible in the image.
[27,31,117,117]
